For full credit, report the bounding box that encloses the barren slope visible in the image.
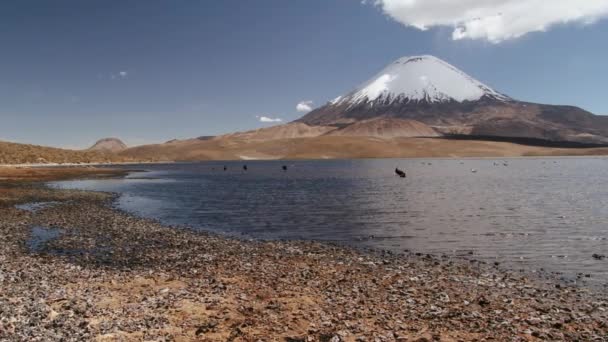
[216,122,336,142]
[327,118,439,138]
[120,136,608,161]
[0,140,127,165]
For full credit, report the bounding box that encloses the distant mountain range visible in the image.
[63,55,608,161]
[3,55,608,164]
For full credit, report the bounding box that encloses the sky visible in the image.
[1,0,608,149]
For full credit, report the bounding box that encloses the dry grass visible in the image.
[0,140,127,165]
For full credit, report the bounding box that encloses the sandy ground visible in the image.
[0,168,607,341]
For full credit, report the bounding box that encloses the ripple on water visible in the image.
[50,159,608,286]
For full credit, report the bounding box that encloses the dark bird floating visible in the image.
[243,165,248,171]
[223,166,227,171]
[395,168,406,178]
[282,165,288,171]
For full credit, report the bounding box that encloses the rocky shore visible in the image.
[1,170,607,341]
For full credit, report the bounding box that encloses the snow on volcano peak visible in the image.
[332,55,509,106]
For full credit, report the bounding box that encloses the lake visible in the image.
[50,158,608,286]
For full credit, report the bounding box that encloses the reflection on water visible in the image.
[51,159,608,285]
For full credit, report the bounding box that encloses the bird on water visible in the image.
[395,168,406,178]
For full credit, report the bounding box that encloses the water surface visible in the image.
[51,159,608,286]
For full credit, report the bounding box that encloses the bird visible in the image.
[395,168,406,178]
[471,169,478,173]
[243,165,248,171]
[223,166,227,171]
[282,165,288,171]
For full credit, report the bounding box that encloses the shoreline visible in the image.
[1,152,608,168]
[1,170,608,340]
[0,161,170,168]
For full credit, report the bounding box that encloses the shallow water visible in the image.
[15,201,60,213]
[51,158,608,286]
[27,226,63,252]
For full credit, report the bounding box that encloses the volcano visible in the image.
[297,55,608,145]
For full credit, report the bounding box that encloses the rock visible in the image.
[478,296,491,306]
[285,337,306,342]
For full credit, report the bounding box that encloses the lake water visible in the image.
[50,158,608,286]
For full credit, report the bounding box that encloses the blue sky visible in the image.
[1,0,607,148]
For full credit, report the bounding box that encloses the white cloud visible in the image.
[372,0,608,43]
[256,116,283,123]
[296,100,314,113]
[110,71,129,80]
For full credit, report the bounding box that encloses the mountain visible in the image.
[298,55,608,145]
[88,138,128,153]
[331,55,509,107]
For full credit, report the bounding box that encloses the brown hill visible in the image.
[89,138,128,153]
[119,135,608,162]
[216,123,335,142]
[0,140,127,165]
[300,96,608,146]
[327,118,439,138]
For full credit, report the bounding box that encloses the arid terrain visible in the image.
[4,124,608,166]
[0,140,128,165]
[119,134,608,162]
[4,134,608,166]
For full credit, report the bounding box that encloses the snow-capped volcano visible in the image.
[332,55,509,107]
[297,55,608,144]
